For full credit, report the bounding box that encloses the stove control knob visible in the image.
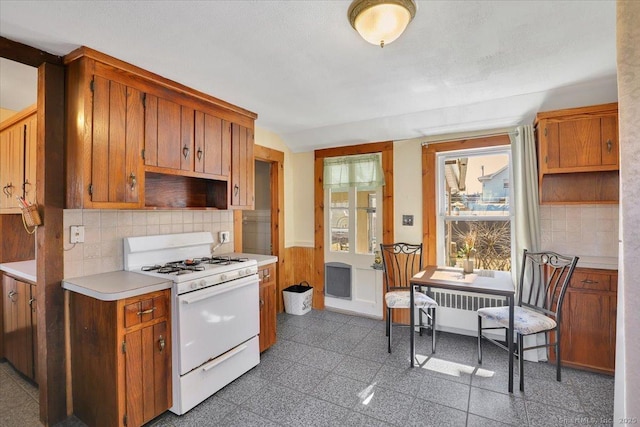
[221,274,228,281]
[190,282,197,289]
[238,269,246,276]
[199,280,207,287]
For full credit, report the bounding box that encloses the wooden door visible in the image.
[125,321,171,427]
[230,123,254,208]
[91,76,143,206]
[259,264,277,352]
[30,283,37,383]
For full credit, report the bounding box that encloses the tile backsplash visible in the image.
[539,204,619,258]
[63,209,235,278]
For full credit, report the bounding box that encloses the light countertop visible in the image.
[62,271,172,301]
[224,252,278,267]
[0,260,36,284]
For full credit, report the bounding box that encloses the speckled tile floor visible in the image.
[2,309,615,426]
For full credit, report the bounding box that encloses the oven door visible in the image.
[176,274,259,376]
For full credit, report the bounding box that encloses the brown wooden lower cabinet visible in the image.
[551,267,617,375]
[70,289,171,427]
[2,273,37,382]
[258,263,277,352]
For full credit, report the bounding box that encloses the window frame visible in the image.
[435,145,514,268]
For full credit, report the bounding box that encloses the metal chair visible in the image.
[380,243,437,354]
[477,250,578,391]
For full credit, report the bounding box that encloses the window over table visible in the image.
[436,146,513,271]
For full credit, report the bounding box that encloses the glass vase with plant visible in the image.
[457,231,477,273]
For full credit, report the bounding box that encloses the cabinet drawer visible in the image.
[124,292,168,328]
[258,264,275,286]
[570,270,612,292]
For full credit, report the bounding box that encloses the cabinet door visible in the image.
[600,115,618,167]
[194,112,231,178]
[561,290,614,372]
[145,96,195,173]
[23,113,37,204]
[0,121,24,211]
[30,283,37,383]
[125,320,171,427]
[259,282,277,352]
[557,118,602,168]
[230,123,254,209]
[2,275,34,379]
[91,76,143,206]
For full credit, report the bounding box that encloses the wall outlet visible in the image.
[70,225,85,243]
[219,231,230,243]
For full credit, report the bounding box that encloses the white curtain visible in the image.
[323,153,385,190]
[510,125,545,361]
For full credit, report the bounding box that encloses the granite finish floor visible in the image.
[1,309,615,426]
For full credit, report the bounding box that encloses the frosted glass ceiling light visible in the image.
[348,0,417,48]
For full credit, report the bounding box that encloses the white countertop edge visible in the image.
[62,281,172,301]
[575,256,618,271]
[62,271,172,301]
[0,260,36,284]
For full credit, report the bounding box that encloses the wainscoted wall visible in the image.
[62,209,235,279]
[282,246,315,313]
[539,204,619,258]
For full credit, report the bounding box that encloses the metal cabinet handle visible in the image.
[3,183,14,198]
[197,148,203,161]
[264,274,270,281]
[23,180,32,193]
[606,140,612,152]
[183,146,190,159]
[581,279,599,285]
[8,290,17,302]
[260,299,265,308]
[137,306,156,316]
[234,184,239,196]
[158,335,165,352]
[129,173,137,190]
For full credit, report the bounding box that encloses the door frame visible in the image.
[234,144,285,309]
[314,141,394,310]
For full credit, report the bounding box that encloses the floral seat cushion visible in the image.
[385,291,438,309]
[477,306,557,335]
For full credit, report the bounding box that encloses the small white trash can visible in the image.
[282,281,313,315]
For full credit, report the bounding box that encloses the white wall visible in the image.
[290,151,315,247]
[393,139,423,244]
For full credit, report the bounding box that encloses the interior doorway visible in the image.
[242,160,272,254]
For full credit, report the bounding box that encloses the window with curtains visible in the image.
[324,154,384,255]
[437,146,513,271]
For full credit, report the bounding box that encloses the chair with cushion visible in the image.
[477,249,578,391]
[380,242,438,354]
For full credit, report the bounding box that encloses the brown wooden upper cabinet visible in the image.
[536,103,619,204]
[65,47,257,209]
[0,105,37,213]
[66,57,145,209]
[230,123,255,209]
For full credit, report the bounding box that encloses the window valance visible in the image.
[323,153,385,190]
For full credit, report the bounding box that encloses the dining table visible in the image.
[409,265,517,393]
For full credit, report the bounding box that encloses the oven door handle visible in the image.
[202,343,248,372]
[180,275,258,305]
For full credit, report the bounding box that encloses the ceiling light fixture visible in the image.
[348,0,417,48]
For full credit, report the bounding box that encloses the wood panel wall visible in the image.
[282,246,315,313]
[0,214,36,263]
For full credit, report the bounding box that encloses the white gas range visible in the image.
[124,232,260,415]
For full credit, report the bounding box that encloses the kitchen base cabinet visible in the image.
[551,268,617,375]
[258,263,277,352]
[70,289,171,427]
[2,273,37,382]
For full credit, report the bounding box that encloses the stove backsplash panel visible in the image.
[539,204,619,259]
[63,209,235,278]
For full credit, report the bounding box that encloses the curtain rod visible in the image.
[420,129,519,147]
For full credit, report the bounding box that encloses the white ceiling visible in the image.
[0,1,617,152]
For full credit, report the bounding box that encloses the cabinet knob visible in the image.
[606,139,612,152]
[158,335,165,352]
[197,148,203,161]
[129,173,137,190]
[260,298,265,308]
[183,146,190,159]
